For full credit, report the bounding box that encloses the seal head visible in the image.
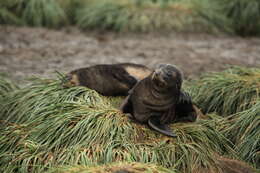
[151,64,183,90]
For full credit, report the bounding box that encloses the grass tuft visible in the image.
[0,77,104,123]
[76,0,227,33]
[0,0,24,25]
[22,0,68,28]
[0,75,19,98]
[1,0,260,36]
[223,101,260,167]
[188,66,260,116]
[0,8,23,25]
[221,0,260,36]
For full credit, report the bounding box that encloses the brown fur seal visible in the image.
[67,63,152,96]
[120,64,197,137]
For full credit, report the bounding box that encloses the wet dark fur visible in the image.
[175,91,197,123]
[121,64,196,124]
[67,63,152,96]
[122,90,197,124]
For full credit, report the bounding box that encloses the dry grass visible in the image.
[47,162,174,173]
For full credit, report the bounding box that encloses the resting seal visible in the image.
[121,64,189,137]
[67,63,152,96]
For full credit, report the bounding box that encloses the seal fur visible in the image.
[175,91,197,123]
[120,64,188,137]
[67,63,152,96]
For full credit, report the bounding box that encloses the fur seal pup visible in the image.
[67,63,152,96]
[120,64,185,137]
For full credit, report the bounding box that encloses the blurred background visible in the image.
[0,1,260,172]
[0,0,260,83]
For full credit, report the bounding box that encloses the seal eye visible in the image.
[163,75,169,80]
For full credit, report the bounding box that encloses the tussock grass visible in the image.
[221,0,260,36]
[0,77,104,123]
[0,0,229,33]
[1,0,260,36]
[22,0,68,28]
[188,66,260,116]
[56,0,86,24]
[105,96,125,109]
[0,0,24,25]
[186,66,260,166]
[0,77,234,173]
[48,162,174,173]
[223,101,260,167]
[76,0,227,32]
[0,0,69,27]
[0,75,19,98]
[0,8,23,25]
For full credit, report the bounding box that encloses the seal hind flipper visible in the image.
[148,117,177,138]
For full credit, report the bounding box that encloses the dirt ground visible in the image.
[0,26,260,84]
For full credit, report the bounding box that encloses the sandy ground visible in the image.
[0,26,260,84]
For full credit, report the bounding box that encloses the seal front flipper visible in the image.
[120,95,133,114]
[175,91,197,123]
[178,91,192,104]
[148,117,177,138]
